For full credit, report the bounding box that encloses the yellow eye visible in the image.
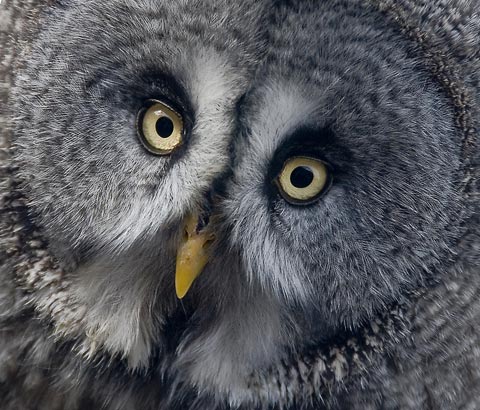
[276,156,330,204]
[137,100,183,155]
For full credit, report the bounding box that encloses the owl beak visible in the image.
[175,213,215,299]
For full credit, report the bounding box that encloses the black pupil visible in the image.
[155,116,174,138]
[290,166,314,188]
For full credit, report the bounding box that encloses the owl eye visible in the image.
[276,156,331,205]
[137,100,183,155]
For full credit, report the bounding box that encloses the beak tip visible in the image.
[175,287,187,300]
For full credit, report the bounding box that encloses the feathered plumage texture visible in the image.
[0,1,479,409]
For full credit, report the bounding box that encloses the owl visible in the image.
[0,0,479,409]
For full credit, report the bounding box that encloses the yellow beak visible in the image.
[175,214,214,299]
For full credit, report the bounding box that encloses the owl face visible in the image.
[230,0,463,334]
[13,0,464,405]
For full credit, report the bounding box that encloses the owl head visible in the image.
[9,0,477,408]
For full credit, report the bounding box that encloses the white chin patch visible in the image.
[174,292,293,405]
[69,254,167,368]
